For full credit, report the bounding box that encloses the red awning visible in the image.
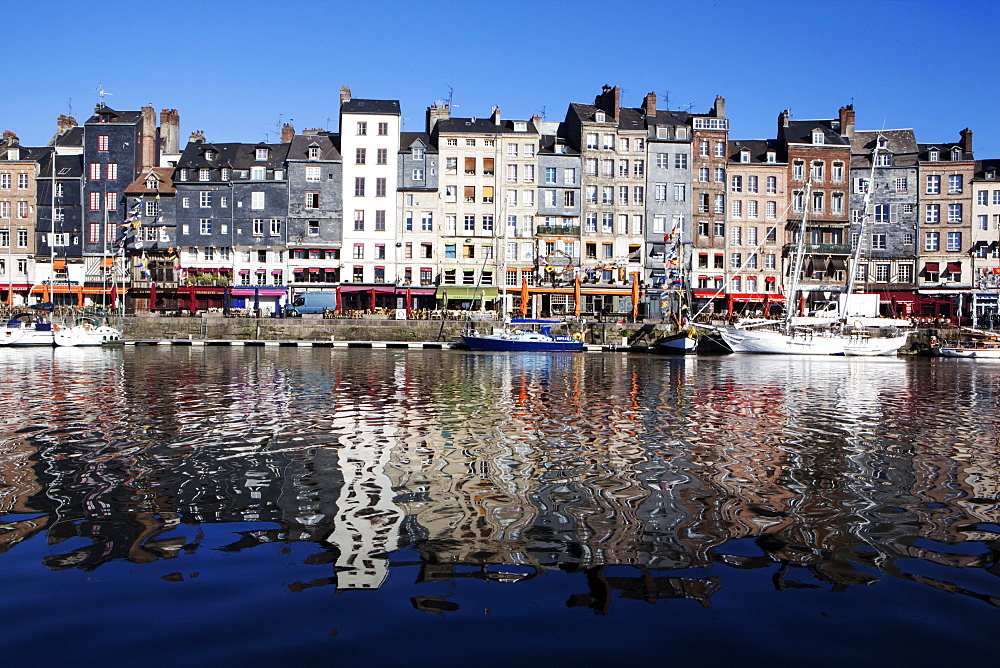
[946,262,961,273]
[765,276,777,281]
[693,291,724,299]
[399,287,437,296]
[255,269,266,274]
[292,268,305,273]
[271,269,282,275]
[731,293,772,302]
[924,262,939,273]
[239,269,250,275]
[309,267,321,273]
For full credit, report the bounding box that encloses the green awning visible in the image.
[435,286,499,299]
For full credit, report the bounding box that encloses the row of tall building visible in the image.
[1,85,998,320]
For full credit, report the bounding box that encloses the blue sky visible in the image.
[4,0,998,156]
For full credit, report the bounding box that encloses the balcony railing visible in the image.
[536,225,581,236]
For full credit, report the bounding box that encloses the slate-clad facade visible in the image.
[286,131,343,287]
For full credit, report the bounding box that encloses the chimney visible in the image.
[595,85,621,120]
[281,123,295,143]
[960,128,973,154]
[838,104,855,139]
[426,103,451,133]
[530,114,542,127]
[779,109,790,128]
[189,131,205,144]
[140,105,157,170]
[340,86,352,105]
[56,115,77,136]
[642,92,657,117]
[2,130,18,146]
[713,95,726,118]
[159,109,180,155]
[490,106,501,126]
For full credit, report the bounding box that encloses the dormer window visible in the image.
[514,121,527,132]
[987,170,997,180]
[307,146,320,159]
[929,149,939,161]
[251,166,266,180]
[656,127,668,139]
[179,169,189,181]
[812,130,824,144]
[221,168,230,180]
[766,151,776,163]
[255,148,268,161]
[145,176,158,190]
[740,150,751,164]
[204,150,215,161]
[951,147,962,161]
[413,147,425,161]
[99,114,110,123]
[199,168,211,181]
[877,137,888,149]
[595,111,605,123]
[675,127,687,140]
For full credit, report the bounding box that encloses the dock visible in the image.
[122,339,631,353]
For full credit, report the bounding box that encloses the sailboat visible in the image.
[700,142,912,356]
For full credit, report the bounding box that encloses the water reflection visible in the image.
[0,348,998,617]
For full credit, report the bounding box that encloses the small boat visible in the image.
[937,330,1000,358]
[656,329,697,355]
[0,310,57,346]
[460,324,584,352]
[54,315,124,347]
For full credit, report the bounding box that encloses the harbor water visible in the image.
[0,347,998,665]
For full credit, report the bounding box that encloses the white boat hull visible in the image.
[938,347,1000,359]
[717,327,909,356]
[54,325,123,347]
[0,327,55,346]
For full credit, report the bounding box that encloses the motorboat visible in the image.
[54,316,124,347]
[0,311,57,346]
[460,324,584,352]
[937,330,1000,358]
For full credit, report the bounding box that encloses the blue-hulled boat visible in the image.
[460,324,584,352]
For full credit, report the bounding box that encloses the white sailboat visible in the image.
[701,141,912,356]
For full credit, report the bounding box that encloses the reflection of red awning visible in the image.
[255,269,266,274]
[239,269,250,275]
[292,268,305,273]
[946,262,961,273]
[768,295,787,301]
[399,287,436,296]
[693,291,724,299]
[924,262,939,273]
[309,268,320,273]
[271,270,282,275]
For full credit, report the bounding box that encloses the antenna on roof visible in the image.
[660,91,670,110]
[326,117,334,131]
[534,105,546,120]
[683,101,697,112]
[96,83,113,106]
[445,85,457,109]
[401,117,409,131]
[67,98,73,117]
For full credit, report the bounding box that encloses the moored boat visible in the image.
[937,330,1000,358]
[655,329,697,355]
[53,316,124,347]
[0,311,57,347]
[460,324,584,352]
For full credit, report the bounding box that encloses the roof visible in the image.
[852,129,918,155]
[727,139,784,164]
[973,159,1000,180]
[286,133,341,161]
[400,132,435,152]
[175,141,290,170]
[781,119,851,146]
[50,126,83,148]
[916,142,972,162]
[36,152,83,178]
[84,104,144,125]
[435,116,537,135]
[341,99,400,115]
[537,134,580,156]
[124,167,176,195]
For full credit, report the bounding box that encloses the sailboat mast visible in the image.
[785,182,812,333]
[842,138,881,318]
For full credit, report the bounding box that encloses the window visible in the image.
[872,233,887,249]
[356,122,367,135]
[251,191,264,209]
[746,176,758,193]
[308,220,320,236]
[765,253,776,269]
[731,253,742,269]
[378,122,388,136]
[748,200,758,218]
[831,193,844,214]
[926,175,941,194]
[875,154,892,167]
[731,200,742,217]
[375,210,386,231]
[421,212,433,231]
[355,177,365,196]
[198,168,210,181]
[979,215,989,231]
[105,192,117,211]
[947,231,962,252]
[792,160,804,181]
[924,232,939,251]
[714,221,725,237]
[810,161,825,183]
[250,166,266,180]
[354,210,364,231]
[305,191,320,209]
[353,243,364,259]
[714,142,725,157]
[105,163,118,181]
[948,174,963,193]
[602,134,615,150]
[89,163,101,180]
[714,194,725,214]
[674,154,687,169]
[766,176,777,194]
[199,191,212,208]
[654,183,667,201]
[199,218,212,235]
[699,140,709,157]
[673,184,686,201]
[898,264,913,283]
[874,204,890,223]
[731,176,742,192]
[544,167,557,184]
[564,191,575,207]
[507,164,518,182]
[565,167,577,184]
[731,226,742,245]
[714,168,725,183]
[874,263,890,282]
[948,203,962,222]
[699,167,709,182]
[97,135,109,152]
[252,219,264,236]
[376,177,386,197]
